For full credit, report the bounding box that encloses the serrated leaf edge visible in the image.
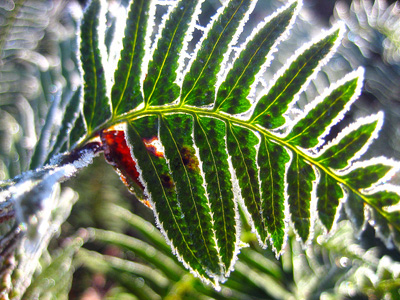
[236,0,302,103]
[315,112,383,167]
[179,0,257,107]
[176,0,207,86]
[107,4,129,81]
[124,118,224,288]
[248,22,345,126]
[336,157,400,190]
[285,153,319,247]
[372,184,400,213]
[226,124,265,245]
[285,67,364,149]
[195,116,242,277]
[79,0,112,133]
[213,0,258,92]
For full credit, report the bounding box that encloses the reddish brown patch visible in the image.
[142,136,164,157]
[100,130,146,198]
[180,146,199,171]
[160,174,174,189]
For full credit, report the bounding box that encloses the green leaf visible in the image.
[250,26,342,129]
[214,1,299,115]
[80,0,111,133]
[159,114,221,276]
[285,70,362,149]
[226,124,264,241]
[317,170,344,231]
[79,249,171,290]
[194,116,238,273]
[258,137,290,253]
[144,0,200,107]
[127,116,220,284]
[181,0,255,107]
[367,187,400,208]
[342,161,393,189]
[287,154,316,242]
[383,208,400,249]
[111,0,151,115]
[107,203,172,255]
[316,114,382,170]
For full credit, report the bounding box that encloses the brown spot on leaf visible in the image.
[180,146,199,171]
[160,174,174,189]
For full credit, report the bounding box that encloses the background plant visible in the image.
[0,0,400,299]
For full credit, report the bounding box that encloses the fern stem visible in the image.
[75,105,395,234]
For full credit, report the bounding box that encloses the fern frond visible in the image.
[63,0,400,286]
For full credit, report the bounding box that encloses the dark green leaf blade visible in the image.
[226,124,265,241]
[111,0,151,115]
[194,116,238,274]
[317,169,344,231]
[127,116,214,283]
[250,26,342,129]
[285,71,362,149]
[215,1,299,115]
[342,162,393,189]
[160,114,222,278]
[143,0,200,107]
[316,114,381,169]
[258,137,290,253]
[181,0,255,107]
[287,154,316,242]
[367,188,400,208]
[80,0,111,133]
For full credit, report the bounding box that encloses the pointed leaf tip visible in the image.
[215,0,299,115]
[181,0,256,107]
[250,24,343,129]
[258,137,290,253]
[287,154,316,243]
[285,70,363,149]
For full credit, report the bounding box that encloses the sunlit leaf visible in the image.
[111,0,151,115]
[62,0,400,286]
[80,0,111,133]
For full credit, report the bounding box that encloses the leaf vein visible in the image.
[181,0,246,106]
[162,115,214,262]
[114,0,145,116]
